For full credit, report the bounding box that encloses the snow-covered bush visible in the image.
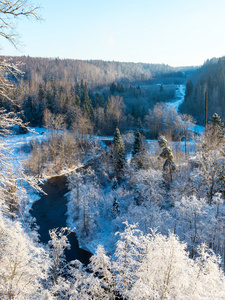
[65,223,225,300]
[0,212,50,299]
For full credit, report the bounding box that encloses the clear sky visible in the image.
[1,0,225,67]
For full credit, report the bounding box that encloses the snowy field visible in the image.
[1,127,49,211]
[3,125,199,170]
[3,127,48,163]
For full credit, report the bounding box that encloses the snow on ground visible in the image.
[2,127,49,210]
[1,120,199,222]
[189,123,205,135]
[166,84,205,134]
[166,84,186,111]
[3,127,47,163]
[146,139,197,154]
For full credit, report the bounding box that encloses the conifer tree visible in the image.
[132,129,142,157]
[112,127,125,179]
[209,113,225,141]
[75,82,80,98]
[83,83,93,119]
[18,111,28,134]
[38,83,45,102]
[210,113,222,126]
[95,93,104,108]
[131,105,135,118]
[75,95,80,107]
[185,80,193,98]
[202,113,225,152]
[141,106,147,121]
[158,136,176,182]
[131,129,152,170]
[80,79,85,92]
[99,94,105,107]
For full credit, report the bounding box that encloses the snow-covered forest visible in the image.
[1,1,225,299]
[2,96,225,299]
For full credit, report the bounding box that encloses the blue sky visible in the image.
[1,0,225,67]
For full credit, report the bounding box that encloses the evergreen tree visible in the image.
[38,84,45,125]
[132,130,151,169]
[38,84,45,103]
[80,79,85,92]
[24,95,38,126]
[83,83,93,119]
[75,95,80,107]
[204,113,225,150]
[158,136,176,182]
[132,129,142,156]
[95,93,100,107]
[185,80,193,98]
[210,113,223,127]
[99,94,105,107]
[46,90,53,112]
[50,79,57,112]
[18,112,28,134]
[131,105,136,118]
[110,82,117,94]
[141,106,147,121]
[112,127,125,178]
[75,82,80,98]
[209,113,225,140]
[95,93,104,108]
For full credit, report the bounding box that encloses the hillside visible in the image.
[180,57,225,124]
[0,55,195,135]
[1,55,190,88]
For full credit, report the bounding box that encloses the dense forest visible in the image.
[3,55,186,87]
[0,56,193,136]
[180,57,225,124]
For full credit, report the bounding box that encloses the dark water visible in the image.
[31,175,92,265]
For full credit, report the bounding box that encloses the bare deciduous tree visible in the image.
[0,1,42,100]
[0,0,41,46]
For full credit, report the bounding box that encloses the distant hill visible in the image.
[1,56,193,88]
[179,57,225,124]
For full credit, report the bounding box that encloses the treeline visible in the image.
[0,56,197,136]
[1,77,188,138]
[0,58,181,136]
[2,56,180,88]
[6,77,128,135]
[180,56,225,124]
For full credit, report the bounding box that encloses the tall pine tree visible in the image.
[132,129,151,169]
[112,128,125,179]
[132,129,142,156]
[82,83,93,119]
